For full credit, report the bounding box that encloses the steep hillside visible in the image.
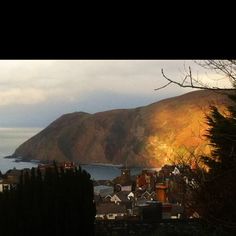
[13,90,233,167]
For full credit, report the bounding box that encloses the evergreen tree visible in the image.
[0,163,96,236]
[159,60,236,231]
[197,93,236,228]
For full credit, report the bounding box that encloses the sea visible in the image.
[0,127,158,180]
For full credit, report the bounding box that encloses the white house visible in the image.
[106,191,133,204]
[0,179,13,192]
[127,192,134,200]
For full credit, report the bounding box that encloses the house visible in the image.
[37,161,77,178]
[135,190,156,206]
[0,177,2,191]
[0,179,10,192]
[105,191,134,215]
[0,178,18,192]
[106,191,133,204]
[0,169,22,192]
[62,161,76,169]
[113,168,133,192]
[149,191,156,200]
[136,170,157,191]
[5,169,21,184]
[96,202,127,220]
[172,167,180,175]
[138,190,156,201]
[109,194,122,204]
[127,191,134,200]
[141,191,151,200]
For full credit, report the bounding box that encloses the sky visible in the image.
[0,60,232,128]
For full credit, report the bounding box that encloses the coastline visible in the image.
[3,156,161,171]
[87,163,124,168]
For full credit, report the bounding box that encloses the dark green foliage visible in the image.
[202,106,236,174]
[197,93,236,228]
[0,163,96,236]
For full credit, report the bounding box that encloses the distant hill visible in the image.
[12,90,234,167]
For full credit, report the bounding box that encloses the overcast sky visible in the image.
[0,60,231,128]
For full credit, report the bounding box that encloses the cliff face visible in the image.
[13,90,233,167]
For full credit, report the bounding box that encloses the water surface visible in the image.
[0,127,158,179]
[0,127,42,173]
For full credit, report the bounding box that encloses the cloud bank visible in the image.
[0,60,230,128]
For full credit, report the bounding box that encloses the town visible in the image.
[0,160,200,235]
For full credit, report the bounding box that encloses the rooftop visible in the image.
[96,202,126,215]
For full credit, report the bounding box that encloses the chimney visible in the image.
[155,184,168,203]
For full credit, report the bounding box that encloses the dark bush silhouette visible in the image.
[0,162,96,236]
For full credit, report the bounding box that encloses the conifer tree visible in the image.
[198,94,236,228]
[0,163,96,236]
[158,60,236,231]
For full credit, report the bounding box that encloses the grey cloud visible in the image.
[0,60,200,128]
[0,86,193,128]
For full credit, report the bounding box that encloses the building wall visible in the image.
[96,213,125,220]
[0,184,10,192]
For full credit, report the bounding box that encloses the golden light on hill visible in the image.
[13,90,234,168]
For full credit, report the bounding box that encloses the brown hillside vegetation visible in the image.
[13,90,233,167]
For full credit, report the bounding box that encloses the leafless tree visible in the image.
[156,60,236,91]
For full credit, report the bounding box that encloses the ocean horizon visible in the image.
[0,127,43,174]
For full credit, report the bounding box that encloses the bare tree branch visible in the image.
[154,81,172,91]
[156,60,236,92]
